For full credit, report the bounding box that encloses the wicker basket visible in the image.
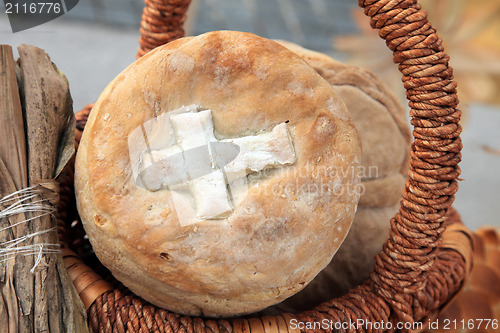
[60,0,474,331]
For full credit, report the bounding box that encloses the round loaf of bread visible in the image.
[75,31,362,317]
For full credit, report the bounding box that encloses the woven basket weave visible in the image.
[60,0,474,331]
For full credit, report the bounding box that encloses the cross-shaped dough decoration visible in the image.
[135,106,296,223]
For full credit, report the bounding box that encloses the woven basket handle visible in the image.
[359,0,462,302]
[137,0,192,58]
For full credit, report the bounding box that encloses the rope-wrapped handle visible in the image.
[360,0,462,322]
[68,0,470,331]
[137,0,192,58]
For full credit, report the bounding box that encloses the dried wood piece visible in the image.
[0,158,21,333]
[0,44,28,333]
[0,45,27,191]
[18,44,73,183]
[0,44,87,332]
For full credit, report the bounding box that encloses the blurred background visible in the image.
[0,0,498,230]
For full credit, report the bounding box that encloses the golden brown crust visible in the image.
[75,31,361,317]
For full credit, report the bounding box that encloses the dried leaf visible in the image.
[55,111,76,181]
